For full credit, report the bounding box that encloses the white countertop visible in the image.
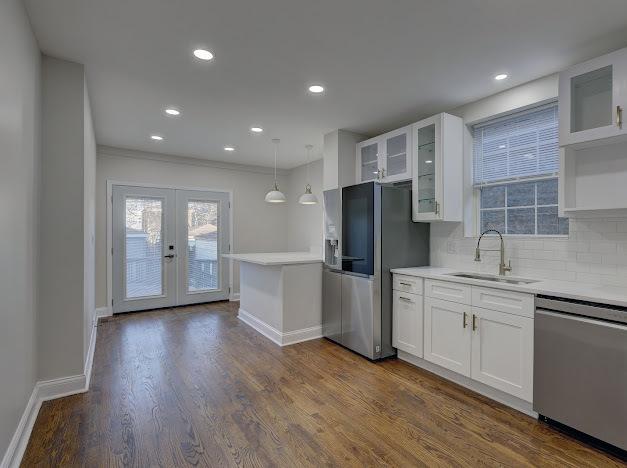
[224,252,323,266]
[391,266,627,308]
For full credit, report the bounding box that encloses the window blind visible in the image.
[473,103,558,186]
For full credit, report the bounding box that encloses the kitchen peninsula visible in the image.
[225,252,323,346]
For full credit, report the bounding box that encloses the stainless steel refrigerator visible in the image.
[322,181,429,360]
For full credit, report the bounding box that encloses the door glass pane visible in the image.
[341,182,374,276]
[386,133,407,177]
[187,200,219,292]
[416,124,436,213]
[571,65,612,133]
[125,197,163,298]
[361,143,378,181]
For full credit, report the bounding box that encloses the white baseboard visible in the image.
[0,386,40,468]
[1,313,100,468]
[281,325,323,346]
[238,308,322,346]
[95,306,112,320]
[84,319,98,390]
[397,351,537,418]
[229,293,240,302]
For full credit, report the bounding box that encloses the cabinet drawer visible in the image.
[424,279,471,305]
[471,287,533,318]
[393,275,423,295]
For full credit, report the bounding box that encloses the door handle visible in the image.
[164,254,176,259]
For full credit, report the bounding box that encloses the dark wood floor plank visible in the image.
[21,301,625,467]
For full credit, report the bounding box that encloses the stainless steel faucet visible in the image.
[475,229,512,276]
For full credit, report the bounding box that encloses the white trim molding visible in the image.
[95,306,112,320]
[106,180,235,314]
[238,308,322,346]
[1,376,87,468]
[1,314,100,468]
[229,292,240,302]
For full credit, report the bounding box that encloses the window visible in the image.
[473,103,568,236]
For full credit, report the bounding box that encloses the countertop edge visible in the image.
[391,267,627,308]
[224,253,323,266]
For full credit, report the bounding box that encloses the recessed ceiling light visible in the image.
[165,108,180,116]
[494,74,508,81]
[193,49,214,61]
[150,135,164,141]
[250,126,263,133]
[224,146,235,152]
[308,85,324,94]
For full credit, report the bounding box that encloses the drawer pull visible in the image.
[399,282,413,286]
[399,296,414,303]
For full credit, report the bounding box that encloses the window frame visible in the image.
[469,100,568,238]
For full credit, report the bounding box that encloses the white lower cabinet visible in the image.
[394,274,535,404]
[470,307,534,402]
[424,297,471,377]
[392,290,423,357]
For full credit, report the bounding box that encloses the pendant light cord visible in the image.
[305,144,312,187]
[272,138,280,190]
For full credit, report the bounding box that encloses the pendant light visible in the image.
[298,144,318,205]
[265,138,286,203]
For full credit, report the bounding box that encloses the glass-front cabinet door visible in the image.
[356,139,380,182]
[412,116,440,221]
[559,47,627,146]
[381,126,411,182]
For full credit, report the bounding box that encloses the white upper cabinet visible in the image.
[356,126,412,183]
[559,47,627,147]
[411,113,463,222]
[357,139,380,182]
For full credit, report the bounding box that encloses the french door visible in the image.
[112,185,230,313]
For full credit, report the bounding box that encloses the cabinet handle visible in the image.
[399,296,413,303]
[463,311,468,329]
[399,282,413,286]
[381,168,386,179]
[472,314,478,331]
[435,201,440,215]
[617,106,623,129]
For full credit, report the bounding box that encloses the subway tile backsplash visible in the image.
[430,218,627,287]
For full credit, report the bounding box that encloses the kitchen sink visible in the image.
[445,272,540,285]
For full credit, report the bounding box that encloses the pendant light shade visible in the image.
[265,182,287,203]
[298,144,318,205]
[265,138,286,203]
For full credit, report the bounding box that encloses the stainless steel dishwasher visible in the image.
[534,295,627,453]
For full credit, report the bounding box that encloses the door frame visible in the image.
[106,180,234,314]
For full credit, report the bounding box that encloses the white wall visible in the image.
[431,74,627,286]
[286,159,323,253]
[38,56,95,380]
[0,0,41,458]
[95,147,291,307]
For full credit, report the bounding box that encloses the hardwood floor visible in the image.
[22,301,625,467]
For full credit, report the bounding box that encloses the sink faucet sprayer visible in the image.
[474,229,512,276]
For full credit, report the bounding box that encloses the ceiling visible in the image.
[24,0,627,169]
